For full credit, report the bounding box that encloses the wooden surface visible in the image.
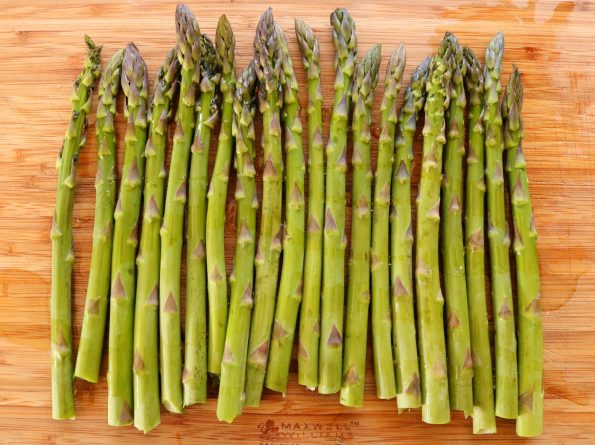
[1,0,594,443]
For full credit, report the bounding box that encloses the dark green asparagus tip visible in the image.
[200,35,220,79]
[462,47,483,105]
[216,15,235,74]
[294,18,320,62]
[175,4,201,66]
[84,34,102,67]
[236,62,258,106]
[502,66,523,148]
[330,8,357,61]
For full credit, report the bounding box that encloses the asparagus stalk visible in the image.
[341,44,381,407]
[133,49,179,433]
[503,67,543,437]
[184,34,221,406]
[462,46,496,434]
[416,53,451,425]
[75,48,123,383]
[440,33,473,417]
[370,44,405,401]
[294,18,324,391]
[483,32,518,420]
[245,8,284,407]
[108,43,149,426]
[217,63,258,423]
[160,4,201,413]
[51,36,101,420]
[265,24,306,395]
[391,57,429,410]
[205,16,236,377]
[319,8,357,395]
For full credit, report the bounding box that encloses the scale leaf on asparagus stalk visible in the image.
[160,4,201,413]
[51,36,101,420]
[75,48,124,384]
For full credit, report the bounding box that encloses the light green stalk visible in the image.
[133,49,179,433]
[503,67,543,437]
[108,43,149,426]
[265,24,306,395]
[184,34,220,406]
[206,16,236,377]
[217,63,258,423]
[160,4,201,413]
[75,48,123,383]
[294,18,323,391]
[51,36,101,420]
[319,8,357,395]
[391,57,429,410]
[245,8,284,407]
[370,44,405,401]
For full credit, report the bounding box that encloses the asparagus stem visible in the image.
[245,8,284,407]
[206,16,236,377]
[440,33,473,417]
[108,43,149,426]
[370,44,405,401]
[133,49,179,433]
[75,48,123,384]
[217,63,258,423]
[184,34,221,406]
[264,24,306,396]
[463,46,496,434]
[51,36,101,420]
[416,53,451,425]
[160,4,201,413]
[483,32,518,420]
[294,18,324,391]
[341,44,381,408]
[391,57,429,410]
[319,8,357,395]
[503,67,543,437]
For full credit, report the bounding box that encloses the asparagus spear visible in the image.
[51,36,101,420]
[370,44,405,401]
[160,4,201,413]
[133,49,179,433]
[416,52,451,425]
[483,32,518,420]
[391,57,429,410]
[75,48,123,384]
[206,16,236,377]
[217,63,258,423]
[503,67,543,437]
[462,46,496,434]
[319,8,357,395]
[265,24,306,395]
[440,33,473,417]
[294,18,324,391]
[184,34,221,406]
[341,44,381,408]
[245,8,284,407]
[108,43,149,426]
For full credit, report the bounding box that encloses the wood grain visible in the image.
[1,0,595,443]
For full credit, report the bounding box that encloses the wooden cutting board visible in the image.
[1,0,594,443]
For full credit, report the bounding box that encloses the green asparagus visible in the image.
[416,53,451,425]
[206,16,236,377]
[371,44,405,401]
[133,49,179,433]
[184,34,221,406]
[484,32,518,420]
[391,57,429,410]
[294,18,324,391]
[217,63,258,423]
[75,48,123,384]
[319,8,357,395]
[51,36,101,420]
[341,44,381,408]
[503,67,543,437]
[463,46,496,434]
[265,24,306,395]
[245,8,284,407]
[160,4,201,413]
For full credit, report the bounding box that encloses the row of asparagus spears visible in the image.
[50,4,543,437]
